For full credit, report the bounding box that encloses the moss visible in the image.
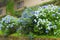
[0,30,4,35]
[33,35,59,38]
[10,33,60,38]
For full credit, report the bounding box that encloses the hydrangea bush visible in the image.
[0,15,19,36]
[19,4,60,36]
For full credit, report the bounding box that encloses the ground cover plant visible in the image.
[0,4,60,38]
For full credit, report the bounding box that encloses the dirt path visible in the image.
[24,0,51,7]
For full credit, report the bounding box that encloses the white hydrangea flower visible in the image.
[7,26,9,28]
[47,26,51,30]
[53,25,57,29]
[38,18,42,22]
[47,22,52,26]
[10,24,14,28]
[56,12,60,14]
[55,20,57,22]
[34,19,37,22]
[42,19,46,23]
[47,26,52,30]
[36,21,40,27]
[56,12,59,14]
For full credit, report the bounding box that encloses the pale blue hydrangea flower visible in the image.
[10,24,14,28]
[45,29,49,34]
[52,14,56,17]
[42,6,48,8]
[1,15,16,24]
[34,11,40,18]
[53,25,57,29]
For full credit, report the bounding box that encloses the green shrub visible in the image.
[0,15,19,37]
[18,4,60,36]
[18,8,36,34]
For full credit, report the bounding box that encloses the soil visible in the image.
[24,0,51,7]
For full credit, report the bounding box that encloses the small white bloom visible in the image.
[51,10,53,11]
[56,16,59,19]
[48,22,52,26]
[10,24,14,27]
[34,19,37,22]
[36,20,40,27]
[38,18,42,21]
[54,32,57,35]
[7,26,9,28]
[34,14,38,18]
[55,20,57,22]
[53,25,57,29]
[47,26,52,30]
[56,12,58,14]
[57,13,60,15]
[12,23,15,25]
[47,26,50,30]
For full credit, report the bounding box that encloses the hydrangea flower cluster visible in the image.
[21,8,34,18]
[1,15,16,24]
